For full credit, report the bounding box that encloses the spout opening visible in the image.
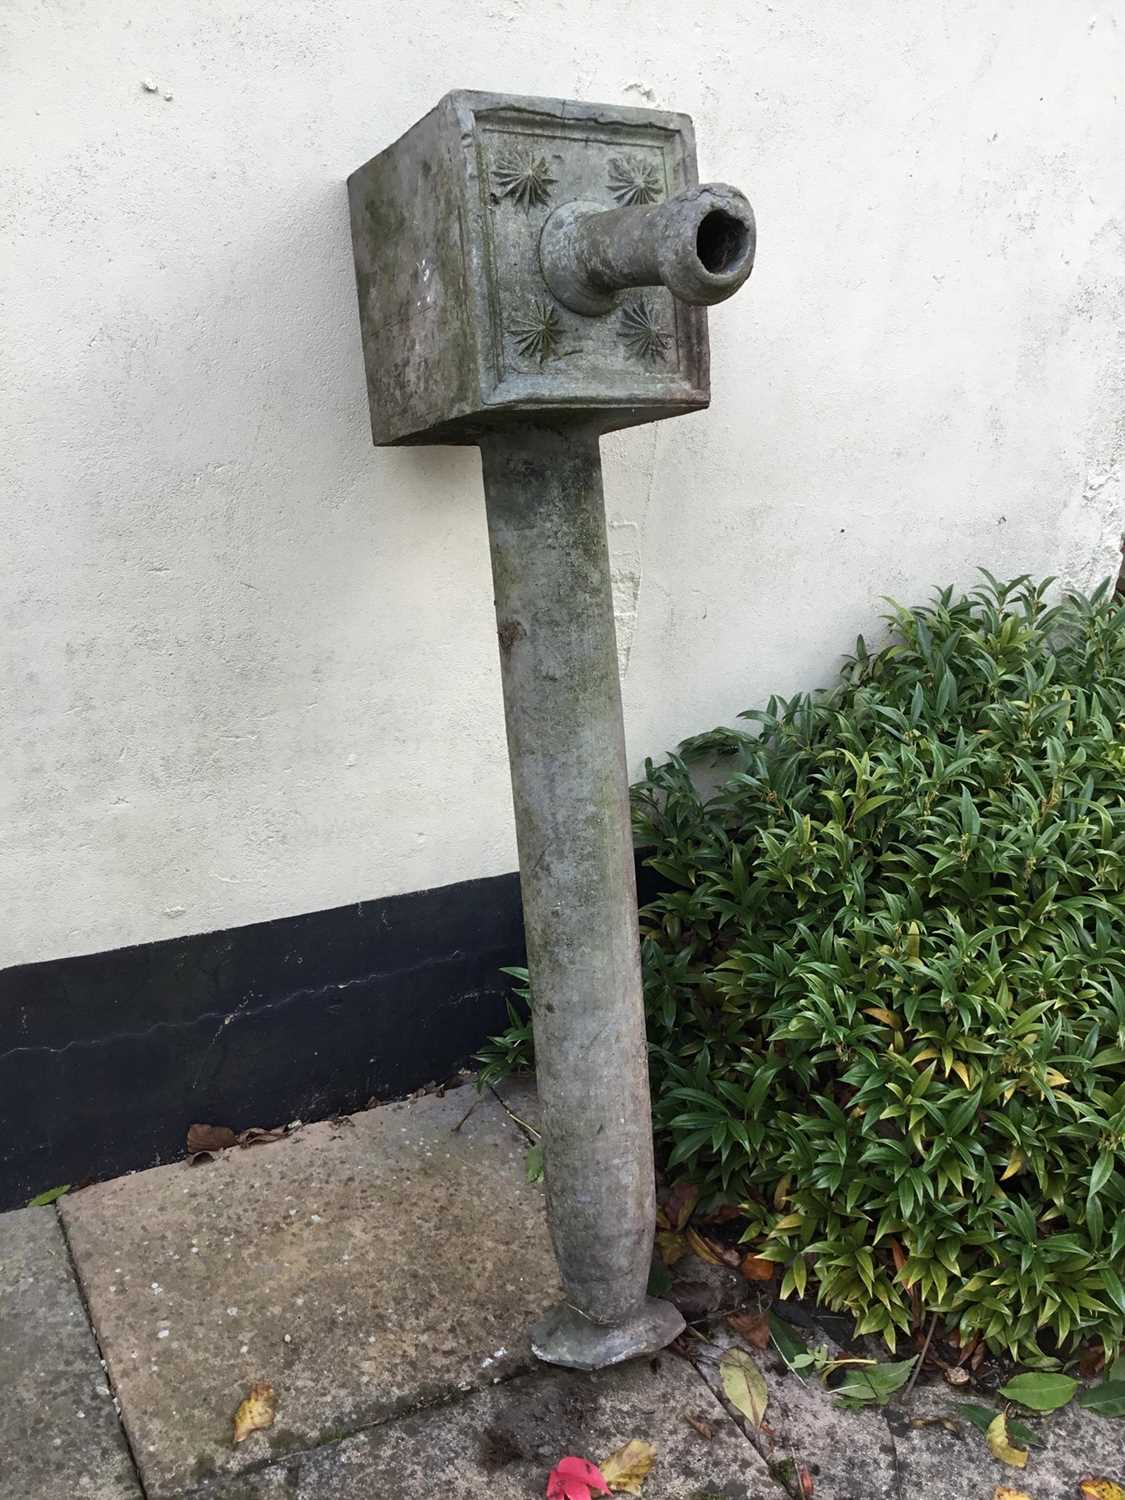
[696,209,750,278]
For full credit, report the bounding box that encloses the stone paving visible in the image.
[0,1205,140,1499]
[684,1319,1125,1500]
[59,1088,559,1496]
[2,1082,1122,1500]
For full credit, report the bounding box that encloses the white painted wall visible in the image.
[3,0,1123,966]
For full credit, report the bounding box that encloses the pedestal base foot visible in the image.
[530,1298,686,1370]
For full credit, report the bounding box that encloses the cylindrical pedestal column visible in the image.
[479,423,684,1369]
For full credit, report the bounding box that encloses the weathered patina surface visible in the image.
[480,426,684,1365]
[540,182,754,315]
[348,90,725,444]
[349,90,755,1366]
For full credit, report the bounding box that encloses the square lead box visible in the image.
[347,89,710,446]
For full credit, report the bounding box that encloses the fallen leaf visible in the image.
[656,1231,689,1267]
[688,1228,741,1268]
[187,1123,236,1155]
[685,1412,714,1440]
[797,1464,815,1497]
[998,1371,1078,1413]
[660,1182,700,1232]
[232,1382,276,1444]
[684,1228,724,1265]
[1078,1344,1107,1380]
[959,1404,1043,1449]
[833,1357,917,1408]
[727,1309,771,1349]
[769,1312,814,1372]
[547,1456,610,1500]
[911,1416,961,1436]
[993,1488,1032,1500]
[889,1238,907,1274]
[600,1439,655,1495]
[1079,1481,1125,1500]
[719,1347,768,1429]
[985,1412,1028,1469]
[237,1127,286,1147]
[739,1254,776,1282]
[1077,1381,1125,1419]
[26,1184,70,1207]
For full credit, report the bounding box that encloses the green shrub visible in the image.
[480,574,1125,1363]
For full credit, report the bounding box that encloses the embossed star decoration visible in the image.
[511,299,564,362]
[493,149,556,209]
[619,298,671,362]
[606,154,663,206]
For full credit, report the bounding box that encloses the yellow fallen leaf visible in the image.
[994,1488,1032,1500]
[232,1382,276,1444]
[719,1347,768,1429]
[1080,1481,1125,1500]
[600,1438,656,1495]
[986,1413,1027,1469]
[685,1228,725,1266]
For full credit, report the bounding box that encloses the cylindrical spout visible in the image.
[540,182,755,316]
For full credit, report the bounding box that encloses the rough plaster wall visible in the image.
[2,0,1122,966]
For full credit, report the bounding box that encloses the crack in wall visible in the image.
[0,948,500,1068]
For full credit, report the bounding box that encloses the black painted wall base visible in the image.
[0,873,525,1210]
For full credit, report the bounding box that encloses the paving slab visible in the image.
[890,1377,1125,1499]
[206,1348,782,1499]
[683,1322,899,1500]
[689,1313,1125,1500]
[494,1074,542,1135]
[61,1088,561,1498]
[0,1205,140,1500]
